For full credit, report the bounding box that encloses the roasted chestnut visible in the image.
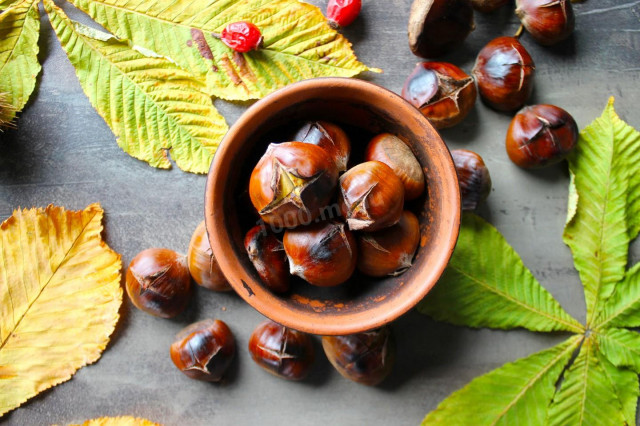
[245,225,290,293]
[506,104,578,168]
[357,211,420,277]
[248,320,315,380]
[451,149,492,210]
[472,36,535,112]
[187,221,231,292]
[170,319,236,382]
[249,142,338,229]
[402,62,477,129]
[322,326,395,386]
[339,161,405,231]
[470,0,508,12]
[126,248,192,318]
[408,0,475,58]
[284,221,357,287]
[293,121,351,172]
[364,134,425,200]
[516,0,574,46]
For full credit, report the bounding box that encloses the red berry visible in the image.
[327,0,362,28]
[220,21,263,53]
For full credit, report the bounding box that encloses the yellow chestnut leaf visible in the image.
[0,204,122,417]
[71,416,161,426]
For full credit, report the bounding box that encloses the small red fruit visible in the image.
[220,21,263,53]
[327,0,362,28]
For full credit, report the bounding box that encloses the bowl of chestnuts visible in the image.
[205,77,460,335]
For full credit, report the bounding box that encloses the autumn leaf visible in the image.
[71,416,161,426]
[0,204,122,417]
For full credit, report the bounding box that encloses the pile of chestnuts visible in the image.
[246,121,426,291]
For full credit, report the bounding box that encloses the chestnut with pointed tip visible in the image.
[322,326,395,386]
[506,104,578,169]
[284,221,357,287]
[293,121,351,172]
[451,149,492,211]
[472,36,535,112]
[245,225,290,293]
[249,142,338,229]
[170,319,236,382]
[402,62,477,129]
[516,0,574,46]
[470,0,508,12]
[339,161,405,231]
[357,211,421,277]
[126,248,192,318]
[249,320,315,380]
[188,221,231,292]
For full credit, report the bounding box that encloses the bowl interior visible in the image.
[206,78,460,335]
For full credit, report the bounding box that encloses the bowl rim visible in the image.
[205,77,460,335]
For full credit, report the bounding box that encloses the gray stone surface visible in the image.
[1,0,639,424]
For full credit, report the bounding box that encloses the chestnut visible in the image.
[187,221,231,292]
[248,320,315,380]
[249,142,338,229]
[401,62,477,129]
[244,225,290,293]
[125,248,191,318]
[357,211,420,277]
[472,36,535,112]
[170,319,236,382]
[338,161,405,231]
[322,326,395,386]
[293,121,351,172]
[408,0,475,58]
[470,0,508,12]
[516,0,574,46]
[506,104,578,169]
[451,149,492,210]
[284,221,357,287]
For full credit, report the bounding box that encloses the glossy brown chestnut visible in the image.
[470,0,508,12]
[364,134,425,200]
[506,104,578,169]
[408,0,475,58]
[249,142,338,229]
[516,0,574,46]
[248,320,315,380]
[357,211,420,277]
[170,319,236,382]
[451,149,492,210]
[125,248,191,318]
[188,221,231,292]
[322,326,395,386]
[245,225,290,293]
[293,121,351,172]
[402,62,477,129]
[339,161,405,231]
[472,36,535,112]
[284,221,357,287]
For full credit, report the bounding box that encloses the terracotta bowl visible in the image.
[205,78,460,336]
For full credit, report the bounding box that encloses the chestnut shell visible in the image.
[188,221,231,292]
[516,0,575,46]
[245,225,290,293]
[293,121,351,172]
[451,149,492,210]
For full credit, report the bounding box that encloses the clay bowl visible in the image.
[205,78,460,336]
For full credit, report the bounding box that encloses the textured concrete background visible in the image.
[1,0,639,424]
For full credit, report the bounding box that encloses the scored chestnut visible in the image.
[339,161,405,231]
[357,211,420,277]
[402,62,477,129]
[249,142,338,229]
[170,319,236,382]
[245,225,290,293]
[284,221,357,287]
[451,149,492,211]
[322,326,396,386]
[470,0,508,13]
[516,0,574,46]
[126,248,192,318]
[293,121,351,172]
[506,104,578,169]
[249,320,315,381]
[472,36,535,112]
[187,221,231,292]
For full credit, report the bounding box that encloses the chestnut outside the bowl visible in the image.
[205,77,460,336]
